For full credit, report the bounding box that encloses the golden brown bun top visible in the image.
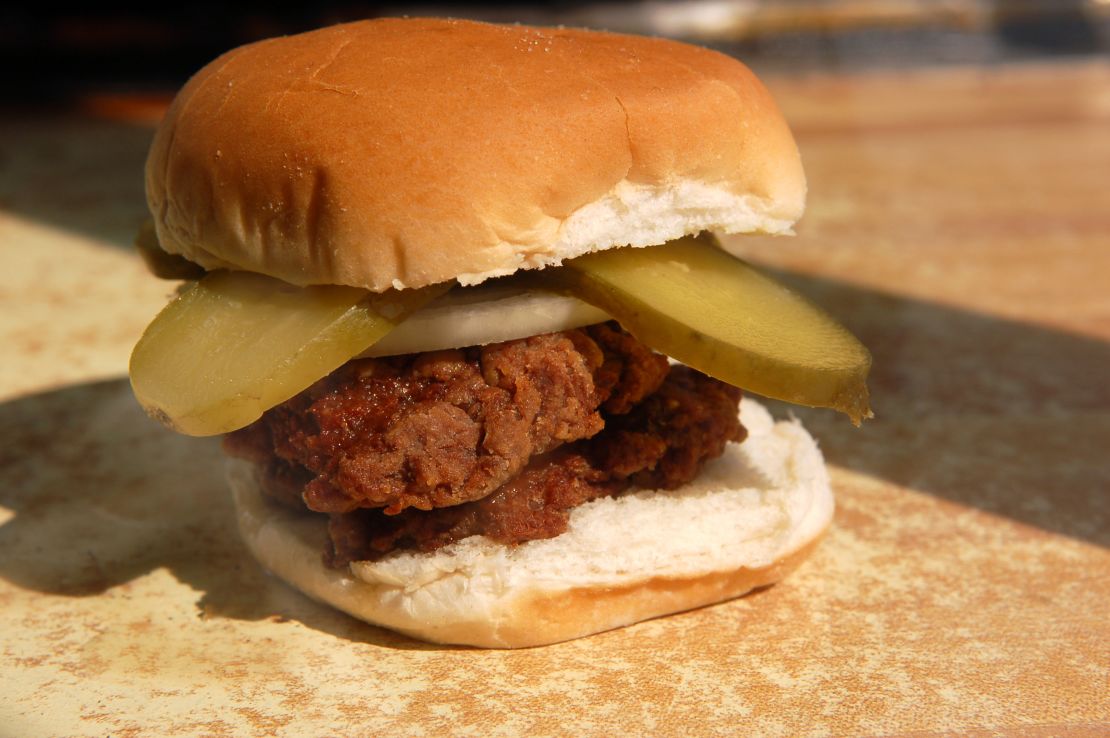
[146,18,805,291]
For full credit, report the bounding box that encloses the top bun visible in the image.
[146,18,805,291]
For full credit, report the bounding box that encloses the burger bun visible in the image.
[229,398,832,648]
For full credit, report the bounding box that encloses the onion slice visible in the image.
[361,283,609,357]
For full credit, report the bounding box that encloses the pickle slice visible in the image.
[130,272,447,436]
[546,235,872,424]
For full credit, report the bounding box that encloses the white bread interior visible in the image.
[146,18,806,291]
[229,398,832,648]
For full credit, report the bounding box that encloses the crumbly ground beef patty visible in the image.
[224,323,745,564]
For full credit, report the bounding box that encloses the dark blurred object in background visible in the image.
[4,1,1109,108]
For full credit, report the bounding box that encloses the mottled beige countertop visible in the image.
[2,61,1108,737]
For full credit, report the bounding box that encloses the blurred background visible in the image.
[1,6,1108,732]
[4,1,1110,110]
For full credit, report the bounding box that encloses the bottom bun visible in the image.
[229,398,833,648]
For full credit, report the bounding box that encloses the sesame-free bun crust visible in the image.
[146,18,805,291]
[229,399,832,648]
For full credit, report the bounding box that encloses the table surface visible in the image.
[1,60,1108,737]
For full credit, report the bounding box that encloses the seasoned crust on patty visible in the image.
[325,367,744,565]
[226,325,745,565]
[224,323,669,515]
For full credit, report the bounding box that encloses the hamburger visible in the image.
[130,18,871,648]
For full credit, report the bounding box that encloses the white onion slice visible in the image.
[360,284,610,357]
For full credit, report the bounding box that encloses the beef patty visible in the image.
[225,323,745,564]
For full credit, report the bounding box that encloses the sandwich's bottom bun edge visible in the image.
[228,397,833,648]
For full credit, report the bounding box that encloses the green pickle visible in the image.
[130,272,447,436]
[547,235,872,424]
[130,233,870,438]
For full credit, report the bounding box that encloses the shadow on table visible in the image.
[761,268,1110,548]
[0,277,1106,644]
[0,378,456,652]
[0,114,155,250]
